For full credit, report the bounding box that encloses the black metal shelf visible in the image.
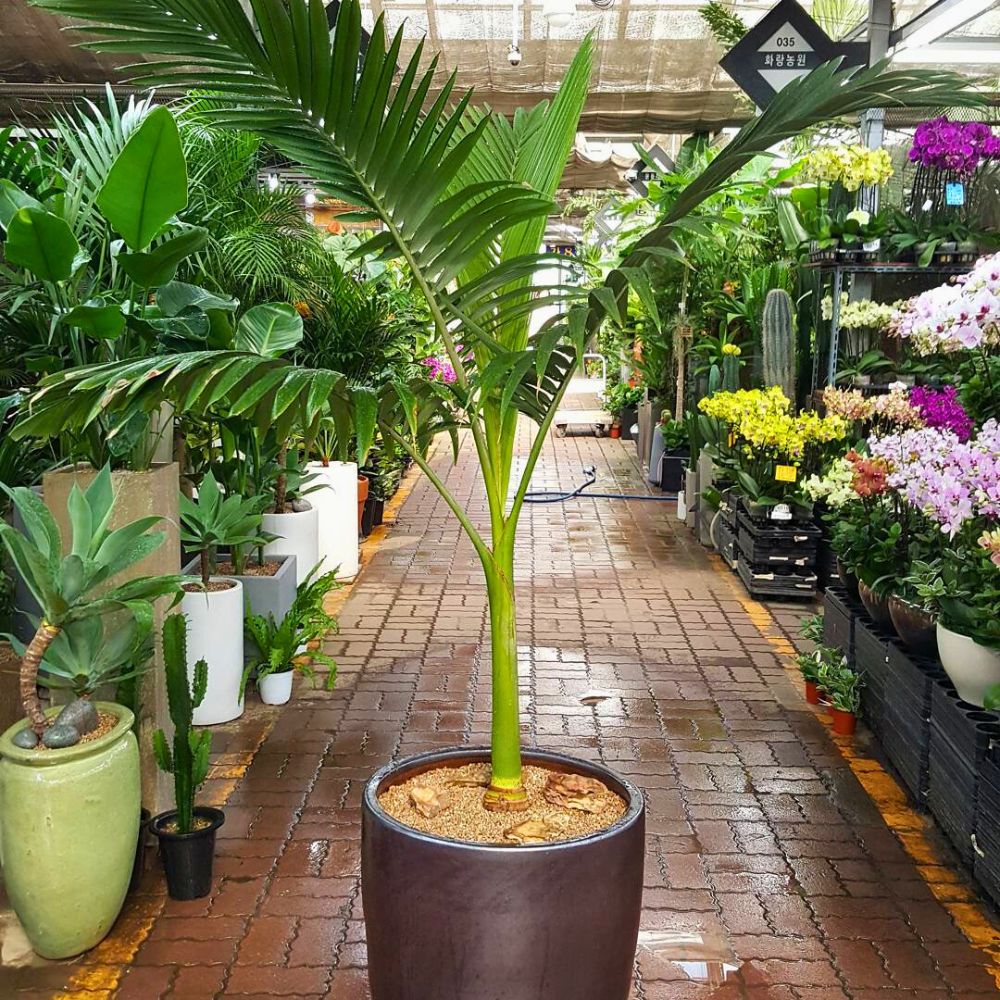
[803,261,970,275]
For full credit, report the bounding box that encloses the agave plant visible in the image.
[6,613,153,699]
[23,0,985,806]
[0,465,180,734]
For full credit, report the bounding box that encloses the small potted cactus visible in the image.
[150,614,224,900]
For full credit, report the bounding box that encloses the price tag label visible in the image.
[946,182,966,206]
[775,464,798,483]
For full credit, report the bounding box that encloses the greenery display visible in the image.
[0,466,179,734]
[242,567,340,696]
[152,613,212,835]
[19,0,988,810]
[178,470,272,589]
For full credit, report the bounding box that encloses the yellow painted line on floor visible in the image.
[710,554,1000,986]
[48,462,427,998]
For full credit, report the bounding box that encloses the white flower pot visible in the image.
[307,461,359,580]
[258,670,294,706]
[937,623,1000,708]
[262,507,320,587]
[181,580,245,725]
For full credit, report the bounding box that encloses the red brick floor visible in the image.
[6,425,1000,998]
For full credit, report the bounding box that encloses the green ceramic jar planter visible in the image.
[0,702,140,960]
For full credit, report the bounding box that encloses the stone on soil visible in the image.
[55,698,99,735]
[42,723,81,748]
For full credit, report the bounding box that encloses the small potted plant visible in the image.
[150,613,224,900]
[304,418,359,580]
[795,614,826,704]
[0,467,179,959]
[242,567,341,705]
[179,471,272,725]
[819,658,863,735]
[261,444,324,585]
[652,414,688,492]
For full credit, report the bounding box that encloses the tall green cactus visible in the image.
[762,288,797,402]
[721,353,740,392]
[152,614,211,834]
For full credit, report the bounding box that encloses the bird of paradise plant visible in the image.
[22,0,985,809]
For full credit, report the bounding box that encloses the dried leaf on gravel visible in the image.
[410,785,451,818]
[543,773,608,813]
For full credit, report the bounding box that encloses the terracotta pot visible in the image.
[805,680,821,705]
[887,595,938,659]
[362,747,645,1000]
[858,580,895,633]
[837,560,860,602]
[357,475,369,531]
[830,707,857,736]
[609,425,621,439]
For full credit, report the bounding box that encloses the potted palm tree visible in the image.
[0,466,179,959]
[21,0,986,992]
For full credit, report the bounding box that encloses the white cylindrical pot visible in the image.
[258,670,294,706]
[262,507,320,587]
[181,580,245,725]
[937,623,1000,708]
[307,461,359,580]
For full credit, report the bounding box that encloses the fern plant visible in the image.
[23,0,986,809]
[241,566,340,697]
[153,613,212,834]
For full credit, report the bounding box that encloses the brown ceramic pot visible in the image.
[858,580,895,633]
[887,595,938,659]
[362,747,646,1000]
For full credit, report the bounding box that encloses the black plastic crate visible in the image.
[881,713,929,804]
[930,678,1000,762]
[854,618,893,736]
[719,487,741,530]
[816,538,839,593]
[738,496,815,527]
[927,732,978,866]
[736,558,817,600]
[975,756,1000,906]
[736,512,821,569]
[823,587,856,660]
[716,518,738,569]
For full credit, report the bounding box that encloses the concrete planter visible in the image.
[262,507,319,587]
[307,461,359,580]
[42,463,180,814]
[0,703,139,959]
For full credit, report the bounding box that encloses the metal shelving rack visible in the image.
[803,261,970,389]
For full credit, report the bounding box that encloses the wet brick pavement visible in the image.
[5,424,1000,999]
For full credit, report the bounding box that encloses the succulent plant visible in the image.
[152,614,212,834]
[762,288,796,402]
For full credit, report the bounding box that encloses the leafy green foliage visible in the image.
[0,464,179,628]
[97,106,188,252]
[179,470,272,587]
[6,613,153,698]
[5,207,80,282]
[234,303,304,357]
[154,613,211,833]
[241,566,340,697]
[816,654,863,713]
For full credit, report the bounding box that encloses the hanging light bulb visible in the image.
[542,0,575,28]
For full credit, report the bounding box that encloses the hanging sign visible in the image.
[624,145,675,197]
[719,0,868,109]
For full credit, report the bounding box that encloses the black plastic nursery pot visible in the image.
[152,806,225,900]
[361,747,646,1000]
[659,451,686,493]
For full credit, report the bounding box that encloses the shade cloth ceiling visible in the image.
[0,0,963,133]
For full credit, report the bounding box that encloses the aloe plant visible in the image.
[22,0,986,807]
[0,465,180,734]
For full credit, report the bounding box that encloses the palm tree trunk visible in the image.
[482,548,527,812]
[22,621,59,735]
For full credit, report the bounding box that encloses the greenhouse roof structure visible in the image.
[2,0,998,131]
